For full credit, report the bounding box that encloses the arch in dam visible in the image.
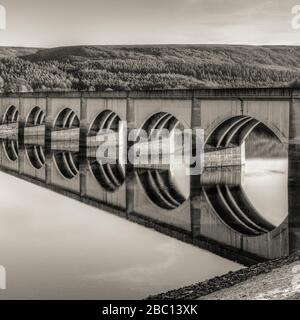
[198,98,290,146]
[26,106,46,127]
[87,110,125,192]
[88,109,120,136]
[2,105,19,124]
[53,108,80,129]
[136,111,187,138]
[136,112,188,210]
[205,115,282,149]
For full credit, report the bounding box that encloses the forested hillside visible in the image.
[1,45,300,92]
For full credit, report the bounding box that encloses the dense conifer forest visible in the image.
[1,45,300,92]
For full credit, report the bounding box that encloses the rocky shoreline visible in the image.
[146,251,300,300]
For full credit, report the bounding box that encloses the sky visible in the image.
[0,0,300,47]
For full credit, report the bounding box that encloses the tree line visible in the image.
[1,48,300,92]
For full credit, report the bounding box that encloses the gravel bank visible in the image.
[200,260,300,300]
[146,251,300,300]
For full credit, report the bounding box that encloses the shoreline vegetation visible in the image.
[146,251,300,300]
[1,45,300,93]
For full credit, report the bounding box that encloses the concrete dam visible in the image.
[0,88,299,265]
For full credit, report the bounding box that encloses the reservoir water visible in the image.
[0,127,290,299]
[0,171,241,299]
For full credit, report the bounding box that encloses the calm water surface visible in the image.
[0,129,289,299]
[243,158,288,226]
[0,171,241,300]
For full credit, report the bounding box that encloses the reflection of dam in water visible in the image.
[0,88,300,265]
[201,151,287,237]
[0,134,288,264]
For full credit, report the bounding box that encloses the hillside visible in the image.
[0,47,40,58]
[1,45,300,92]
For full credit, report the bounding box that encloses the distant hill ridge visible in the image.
[1,45,300,92]
[21,45,300,66]
[0,46,40,58]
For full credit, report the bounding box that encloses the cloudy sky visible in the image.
[0,0,299,47]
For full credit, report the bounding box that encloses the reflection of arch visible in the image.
[3,106,19,124]
[2,140,18,162]
[205,116,281,149]
[26,107,45,127]
[136,112,187,210]
[53,151,79,179]
[203,184,275,236]
[88,110,125,192]
[25,145,45,169]
[137,169,186,210]
[89,161,125,192]
[53,108,79,129]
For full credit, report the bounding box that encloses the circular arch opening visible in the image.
[53,151,79,180]
[53,108,79,129]
[25,144,45,169]
[87,110,125,192]
[2,139,18,162]
[205,115,282,149]
[136,112,189,210]
[26,107,45,127]
[3,106,19,124]
[88,110,120,136]
[202,116,287,236]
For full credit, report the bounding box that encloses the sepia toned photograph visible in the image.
[0,0,300,314]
